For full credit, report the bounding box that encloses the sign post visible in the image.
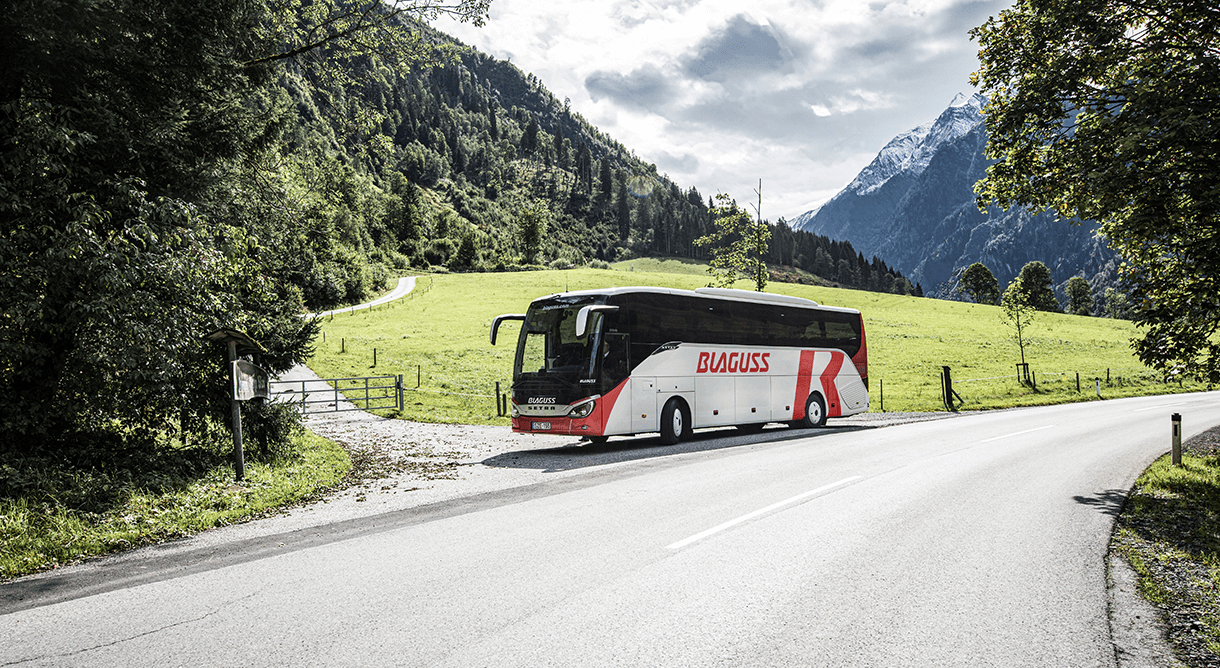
[227,340,245,481]
[205,329,267,482]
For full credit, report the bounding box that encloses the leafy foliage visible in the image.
[959,262,1001,305]
[695,194,771,290]
[971,0,1220,382]
[1001,279,1037,366]
[515,199,550,265]
[1015,261,1060,313]
[1065,276,1095,316]
[0,0,477,454]
[1106,287,1137,320]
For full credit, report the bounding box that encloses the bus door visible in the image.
[631,376,656,433]
[599,333,630,392]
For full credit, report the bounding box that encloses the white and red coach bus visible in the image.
[490,286,868,444]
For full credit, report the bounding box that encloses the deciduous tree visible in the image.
[1015,261,1060,312]
[1065,276,1094,316]
[971,0,1220,381]
[1105,287,1136,321]
[517,199,550,264]
[959,262,1001,305]
[694,193,771,291]
[0,0,488,452]
[1001,280,1037,369]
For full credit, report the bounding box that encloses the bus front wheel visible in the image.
[802,393,827,428]
[660,398,690,445]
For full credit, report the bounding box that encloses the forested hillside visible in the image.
[268,23,923,307]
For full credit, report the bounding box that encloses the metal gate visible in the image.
[270,375,403,414]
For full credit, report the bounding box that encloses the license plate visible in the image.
[531,421,551,430]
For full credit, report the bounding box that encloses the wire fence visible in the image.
[872,364,1211,414]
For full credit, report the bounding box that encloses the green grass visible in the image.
[310,266,1203,425]
[610,257,712,275]
[0,430,350,580]
[1114,453,1220,662]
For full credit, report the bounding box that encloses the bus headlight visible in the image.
[568,400,595,419]
[511,404,520,418]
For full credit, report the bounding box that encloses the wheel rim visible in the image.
[809,398,822,422]
[673,410,683,436]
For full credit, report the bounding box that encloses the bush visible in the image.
[365,262,391,292]
[241,400,304,462]
[424,238,456,266]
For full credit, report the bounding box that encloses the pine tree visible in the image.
[616,176,631,241]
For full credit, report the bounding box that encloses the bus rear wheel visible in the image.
[802,393,827,428]
[660,398,690,445]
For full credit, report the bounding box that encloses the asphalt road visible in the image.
[4,392,1218,667]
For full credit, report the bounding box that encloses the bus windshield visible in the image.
[514,302,602,386]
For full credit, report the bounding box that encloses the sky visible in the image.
[434,0,1013,221]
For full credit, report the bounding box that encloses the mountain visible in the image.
[791,94,1118,303]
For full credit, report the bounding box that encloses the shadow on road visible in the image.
[1071,489,1129,517]
[482,422,873,473]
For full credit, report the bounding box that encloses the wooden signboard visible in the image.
[232,360,270,401]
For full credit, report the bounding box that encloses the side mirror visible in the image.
[490,314,526,345]
[575,305,619,339]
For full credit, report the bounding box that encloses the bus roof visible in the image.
[534,286,861,315]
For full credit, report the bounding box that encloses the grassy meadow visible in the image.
[308,266,1204,425]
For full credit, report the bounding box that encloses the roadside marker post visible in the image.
[1172,413,1182,467]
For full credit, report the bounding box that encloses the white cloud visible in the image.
[828,89,899,115]
[432,0,1010,219]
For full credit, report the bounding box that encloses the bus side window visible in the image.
[602,333,630,388]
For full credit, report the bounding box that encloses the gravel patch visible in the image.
[1183,424,1220,458]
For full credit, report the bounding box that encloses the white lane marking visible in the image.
[979,425,1055,443]
[1134,402,1191,412]
[666,476,863,550]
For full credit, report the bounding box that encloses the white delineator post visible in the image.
[1172,413,1182,467]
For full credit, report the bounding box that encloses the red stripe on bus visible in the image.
[821,352,844,417]
[594,379,629,435]
[792,350,817,420]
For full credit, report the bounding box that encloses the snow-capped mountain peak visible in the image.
[844,93,986,197]
[791,91,1115,301]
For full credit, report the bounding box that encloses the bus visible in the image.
[490,286,868,445]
